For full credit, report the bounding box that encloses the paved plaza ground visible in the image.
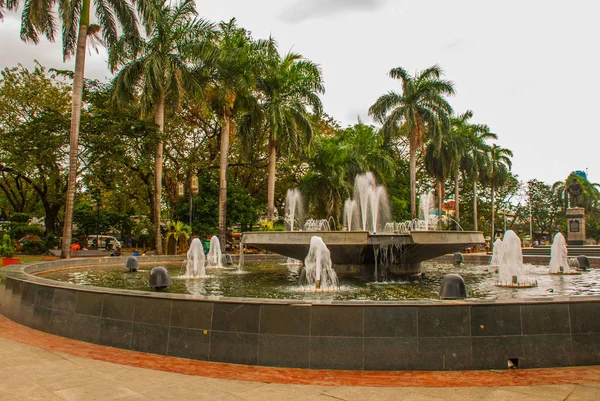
[0,315,598,400]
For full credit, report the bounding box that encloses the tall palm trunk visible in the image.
[218,112,231,253]
[491,183,496,241]
[266,138,277,222]
[409,145,417,219]
[454,172,460,230]
[60,1,89,259]
[437,179,443,229]
[153,93,165,254]
[473,179,478,231]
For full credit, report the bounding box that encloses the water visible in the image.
[549,232,575,274]
[182,238,206,278]
[419,191,434,230]
[285,189,304,231]
[300,236,339,290]
[347,172,392,233]
[493,230,537,287]
[206,236,223,268]
[38,261,600,300]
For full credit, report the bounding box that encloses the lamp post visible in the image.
[178,175,199,228]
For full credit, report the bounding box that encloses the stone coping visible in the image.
[1,255,599,306]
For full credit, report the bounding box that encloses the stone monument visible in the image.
[567,179,585,245]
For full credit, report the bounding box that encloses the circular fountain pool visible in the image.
[37,261,600,300]
[1,256,599,371]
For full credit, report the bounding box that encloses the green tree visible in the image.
[204,18,268,251]
[487,144,513,239]
[451,111,496,230]
[111,0,214,254]
[0,64,72,235]
[528,179,563,238]
[15,0,151,258]
[369,65,454,218]
[552,173,600,214]
[241,49,324,222]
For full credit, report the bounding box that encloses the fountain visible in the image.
[300,236,339,290]
[494,230,537,287]
[352,172,391,233]
[419,191,434,230]
[182,238,206,278]
[285,188,304,231]
[490,238,503,267]
[206,236,223,268]
[343,199,358,231]
[549,232,579,275]
[243,173,484,278]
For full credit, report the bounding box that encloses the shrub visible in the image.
[21,238,47,255]
[0,234,16,258]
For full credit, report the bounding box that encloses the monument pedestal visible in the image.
[567,207,586,246]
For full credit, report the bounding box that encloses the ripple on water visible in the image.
[37,261,600,301]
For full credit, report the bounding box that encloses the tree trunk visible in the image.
[409,144,417,219]
[491,183,496,241]
[60,4,89,259]
[266,138,277,222]
[218,113,231,253]
[437,179,443,229]
[153,93,165,255]
[473,179,478,231]
[454,172,460,230]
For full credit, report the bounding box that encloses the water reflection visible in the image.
[38,262,600,301]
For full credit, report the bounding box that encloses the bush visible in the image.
[0,234,16,258]
[9,213,30,223]
[21,238,47,255]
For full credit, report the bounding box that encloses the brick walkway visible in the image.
[0,315,599,400]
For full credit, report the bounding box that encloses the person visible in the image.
[70,241,81,251]
[110,246,121,257]
[105,237,111,251]
[132,250,139,256]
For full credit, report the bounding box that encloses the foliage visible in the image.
[9,213,30,223]
[21,237,47,255]
[528,179,564,237]
[0,234,15,258]
[0,63,71,234]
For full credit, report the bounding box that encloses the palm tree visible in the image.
[165,220,191,254]
[15,0,151,258]
[111,0,214,254]
[487,144,513,240]
[205,18,268,251]
[451,111,496,230]
[369,65,454,218]
[241,48,324,222]
[425,125,459,227]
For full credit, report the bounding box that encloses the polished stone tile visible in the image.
[471,304,521,336]
[259,304,310,336]
[53,288,76,313]
[210,331,258,365]
[212,303,260,333]
[258,334,310,368]
[309,336,363,370]
[75,291,104,317]
[131,323,169,355]
[570,303,600,334]
[364,306,417,337]
[310,306,363,337]
[170,300,213,329]
[134,297,171,326]
[521,304,570,335]
[167,327,210,360]
[418,306,470,337]
[102,294,135,321]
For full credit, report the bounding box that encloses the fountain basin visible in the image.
[243,230,484,276]
[2,256,600,371]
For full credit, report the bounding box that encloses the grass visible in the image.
[11,255,45,263]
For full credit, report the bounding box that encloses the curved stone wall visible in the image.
[1,257,599,370]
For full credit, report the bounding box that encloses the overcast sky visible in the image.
[1,0,598,185]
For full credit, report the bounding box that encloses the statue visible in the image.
[568,178,582,208]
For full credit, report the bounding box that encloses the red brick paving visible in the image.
[0,315,598,387]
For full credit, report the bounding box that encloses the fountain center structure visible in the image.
[244,174,484,278]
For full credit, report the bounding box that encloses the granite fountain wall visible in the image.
[1,257,599,370]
